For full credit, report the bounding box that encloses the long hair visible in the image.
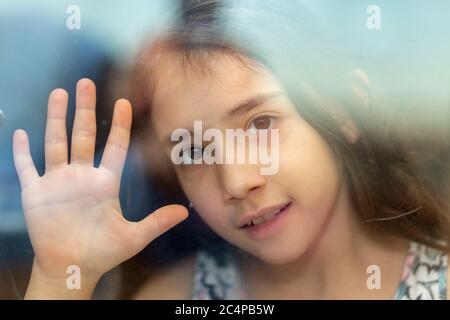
[119,1,449,293]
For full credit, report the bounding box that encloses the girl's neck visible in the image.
[235,184,410,299]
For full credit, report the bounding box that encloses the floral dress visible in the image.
[192,242,448,300]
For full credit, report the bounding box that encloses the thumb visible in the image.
[130,204,189,255]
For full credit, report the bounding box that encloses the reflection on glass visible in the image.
[0,0,449,300]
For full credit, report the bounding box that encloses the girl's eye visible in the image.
[180,145,204,164]
[247,115,276,134]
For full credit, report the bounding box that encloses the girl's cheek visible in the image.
[182,179,224,222]
[175,165,207,182]
[278,120,341,205]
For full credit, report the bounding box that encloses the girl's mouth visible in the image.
[242,202,292,240]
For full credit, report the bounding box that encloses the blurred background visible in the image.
[0,0,184,299]
[0,0,449,299]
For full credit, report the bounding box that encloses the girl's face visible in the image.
[150,53,345,265]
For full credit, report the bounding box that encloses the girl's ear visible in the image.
[339,68,371,145]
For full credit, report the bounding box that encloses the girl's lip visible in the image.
[242,202,292,240]
[238,201,291,228]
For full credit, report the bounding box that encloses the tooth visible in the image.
[252,217,265,225]
[264,211,277,220]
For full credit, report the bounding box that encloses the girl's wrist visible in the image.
[25,259,101,300]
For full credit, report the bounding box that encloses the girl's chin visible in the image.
[242,243,309,266]
[229,232,311,266]
[257,251,306,265]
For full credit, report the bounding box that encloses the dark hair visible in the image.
[122,0,449,277]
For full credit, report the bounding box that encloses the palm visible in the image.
[23,165,126,276]
[13,79,188,279]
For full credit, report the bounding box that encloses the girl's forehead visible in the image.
[152,52,259,99]
[150,53,283,136]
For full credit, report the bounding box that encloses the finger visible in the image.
[12,129,39,189]
[99,99,132,178]
[71,78,97,165]
[130,205,189,255]
[45,89,69,171]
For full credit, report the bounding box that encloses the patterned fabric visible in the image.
[192,242,448,300]
[192,244,246,300]
[394,242,447,300]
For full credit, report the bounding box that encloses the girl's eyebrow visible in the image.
[224,92,282,120]
[163,92,282,149]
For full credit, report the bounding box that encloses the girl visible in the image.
[12,1,449,299]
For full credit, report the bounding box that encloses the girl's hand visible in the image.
[12,79,188,297]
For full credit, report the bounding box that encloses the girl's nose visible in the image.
[216,163,267,201]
